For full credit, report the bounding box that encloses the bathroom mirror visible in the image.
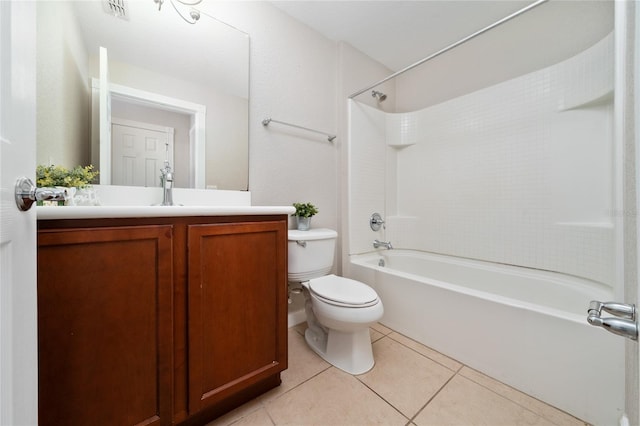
[36,1,249,190]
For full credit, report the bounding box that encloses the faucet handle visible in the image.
[370,212,385,231]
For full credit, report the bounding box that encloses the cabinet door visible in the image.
[37,226,173,426]
[187,221,287,413]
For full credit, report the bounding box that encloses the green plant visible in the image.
[36,164,99,188]
[292,202,318,218]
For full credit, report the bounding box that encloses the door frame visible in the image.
[614,0,640,424]
[91,78,207,188]
[632,1,640,423]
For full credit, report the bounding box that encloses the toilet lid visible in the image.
[309,274,379,307]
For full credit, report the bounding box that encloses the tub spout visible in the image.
[373,239,393,250]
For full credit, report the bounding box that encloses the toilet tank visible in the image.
[288,228,338,282]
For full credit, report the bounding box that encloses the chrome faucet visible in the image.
[160,160,174,206]
[373,239,393,250]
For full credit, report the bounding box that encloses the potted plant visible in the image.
[292,202,318,231]
[36,164,99,205]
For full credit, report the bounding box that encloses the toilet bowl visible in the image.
[288,229,383,375]
[302,274,383,374]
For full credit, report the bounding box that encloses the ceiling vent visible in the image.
[103,0,129,20]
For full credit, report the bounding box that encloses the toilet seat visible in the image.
[309,275,379,308]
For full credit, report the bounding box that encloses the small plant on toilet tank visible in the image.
[292,202,318,230]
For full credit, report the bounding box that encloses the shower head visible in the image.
[371,90,387,102]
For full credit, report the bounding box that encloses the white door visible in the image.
[111,118,174,187]
[0,1,38,424]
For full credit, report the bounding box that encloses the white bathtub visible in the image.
[349,250,625,426]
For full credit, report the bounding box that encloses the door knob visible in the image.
[587,300,638,340]
[15,177,67,212]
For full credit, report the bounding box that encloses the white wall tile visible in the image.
[350,32,615,286]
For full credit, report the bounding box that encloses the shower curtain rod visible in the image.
[262,118,336,142]
[348,0,549,99]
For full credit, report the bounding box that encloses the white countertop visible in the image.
[36,184,295,220]
[37,205,296,220]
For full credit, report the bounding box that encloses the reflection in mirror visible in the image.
[36,1,249,190]
[91,57,208,188]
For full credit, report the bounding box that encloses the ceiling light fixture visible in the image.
[153,0,202,24]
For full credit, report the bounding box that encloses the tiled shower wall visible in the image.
[349,33,614,286]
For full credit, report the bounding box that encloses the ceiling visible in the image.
[269,0,613,73]
[74,0,613,106]
[73,0,249,97]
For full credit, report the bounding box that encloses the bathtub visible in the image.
[349,250,625,426]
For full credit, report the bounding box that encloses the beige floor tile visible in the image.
[261,328,330,401]
[358,337,456,418]
[210,325,587,426]
[387,332,462,373]
[292,322,307,336]
[225,407,274,426]
[458,367,587,426]
[370,327,385,343]
[372,322,393,335]
[265,367,408,425]
[414,375,556,426]
[205,398,264,426]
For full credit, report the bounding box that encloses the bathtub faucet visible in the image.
[373,239,393,250]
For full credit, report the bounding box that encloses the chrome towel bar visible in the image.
[262,117,336,142]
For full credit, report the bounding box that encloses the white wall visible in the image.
[205,3,401,277]
[349,33,615,286]
[36,1,90,168]
[210,2,358,236]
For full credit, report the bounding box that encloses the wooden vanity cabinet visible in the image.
[37,224,174,426]
[37,215,288,426]
[186,221,288,415]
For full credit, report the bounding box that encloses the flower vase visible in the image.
[63,187,77,206]
[297,217,311,231]
[74,186,99,206]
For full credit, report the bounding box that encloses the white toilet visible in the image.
[288,228,383,375]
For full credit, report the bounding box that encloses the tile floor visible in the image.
[207,323,588,426]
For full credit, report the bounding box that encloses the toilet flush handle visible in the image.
[296,240,307,248]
